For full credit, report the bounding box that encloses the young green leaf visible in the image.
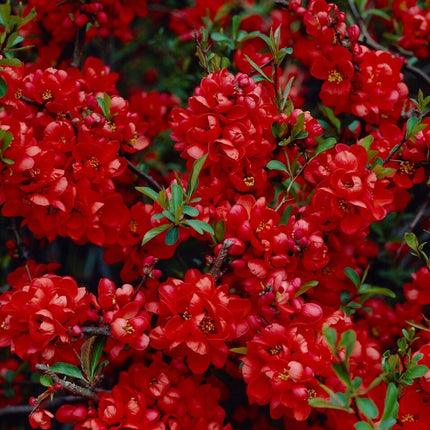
[0,77,8,98]
[266,160,288,173]
[380,382,399,426]
[314,137,336,156]
[354,422,373,430]
[165,226,179,245]
[170,183,184,212]
[40,374,54,387]
[332,363,351,387]
[89,337,106,378]
[186,154,207,198]
[142,224,170,246]
[356,397,378,420]
[344,267,360,288]
[308,397,348,411]
[184,219,215,236]
[49,362,86,381]
[294,280,318,298]
[339,330,356,361]
[135,186,159,202]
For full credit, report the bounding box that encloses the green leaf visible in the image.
[183,205,199,217]
[40,374,54,387]
[356,397,378,420]
[184,219,215,236]
[186,154,207,198]
[1,131,13,152]
[358,285,396,299]
[318,104,341,131]
[230,347,248,354]
[352,376,362,390]
[170,183,183,212]
[142,224,170,246]
[405,320,430,332]
[0,76,8,98]
[0,58,22,67]
[324,327,337,351]
[365,8,391,20]
[165,226,179,245]
[308,397,348,411]
[294,280,318,298]
[407,364,428,379]
[215,219,225,242]
[266,160,288,173]
[136,186,159,202]
[1,157,14,165]
[90,336,106,378]
[245,54,272,82]
[314,137,336,156]
[378,418,397,430]
[406,116,419,139]
[344,267,360,287]
[404,232,419,251]
[0,3,11,31]
[380,382,399,426]
[339,330,356,361]
[332,362,351,387]
[354,422,373,430]
[373,164,396,179]
[49,362,85,381]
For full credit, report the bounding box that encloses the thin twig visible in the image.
[35,364,99,404]
[0,396,80,417]
[383,133,407,165]
[127,159,162,192]
[209,239,233,282]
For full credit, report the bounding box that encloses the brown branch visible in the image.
[209,239,233,282]
[71,25,86,69]
[11,217,31,261]
[274,0,290,8]
[383,133,408,165]
[81,326,111,337]
[35,364,99,404]
[127,159,162,192]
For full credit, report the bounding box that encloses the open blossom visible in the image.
[305,143,393,234]
[148,269,251,374]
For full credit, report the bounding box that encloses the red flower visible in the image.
[149,270,250,374]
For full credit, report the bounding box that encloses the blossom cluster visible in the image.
[0,0,430,430]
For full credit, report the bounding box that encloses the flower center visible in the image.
[243,176,255,187]
[124,322,135,334]
[88,156,100,169]
[256,221,266,233]
[328,70,343,84]
[41,89,53,101]
[15,88,23,99]
[129,219,138,233]
[278,368,291,381]
[268,344,283,355]
[307,388,317,399]
[399,160,415,176]
[181,310,192,320]
[338,199,350,213]
[199,314,217,335]
[401,413,415,423]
